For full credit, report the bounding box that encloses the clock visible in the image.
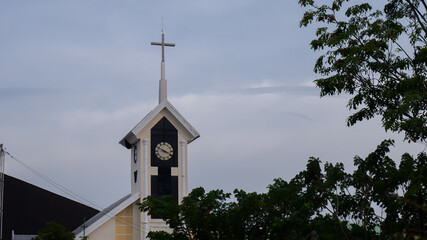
[133,145,138,163]
[155,142,174,161]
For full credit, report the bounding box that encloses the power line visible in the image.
[0,144,5,240]
[5,150,98,210]
[3,149,145,235]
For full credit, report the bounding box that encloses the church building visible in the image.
[73,33,199,240]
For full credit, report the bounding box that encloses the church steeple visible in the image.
[75,25,200,240]
[151,32,175,103]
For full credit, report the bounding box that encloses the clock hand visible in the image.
[160,148,169,154]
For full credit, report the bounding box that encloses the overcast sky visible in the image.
[1,0,424,210]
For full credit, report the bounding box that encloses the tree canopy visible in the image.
[140,140,427,240]
[32,221,75,240]
[299,0,426,142]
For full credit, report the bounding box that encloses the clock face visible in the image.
[155,142,174,161]
[133,146,138,163]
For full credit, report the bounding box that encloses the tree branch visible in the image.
[394,40,413,60]
[409,0,427,24]
[405,0,427,35]
[421,0,427,12]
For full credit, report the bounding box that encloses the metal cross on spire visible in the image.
[151,33,175,63]
[151,33,175,103]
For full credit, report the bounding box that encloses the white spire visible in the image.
[151,32,175,103]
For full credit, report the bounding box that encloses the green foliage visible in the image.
[140,140,427,240]
[32,221,75,240]
[299,0,427,142]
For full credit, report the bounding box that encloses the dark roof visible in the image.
[3,174,99,240]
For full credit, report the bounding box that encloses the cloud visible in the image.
[0,87,60,99]
[166,90,420,194]
[215,79,320,96]
[188,0,258,15]
[234,85,318,95]
[58,102,154,129]
[3,83,422,208]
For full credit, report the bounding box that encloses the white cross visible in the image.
[151,33,175,63]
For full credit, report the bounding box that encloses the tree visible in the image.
[140,141,426,239]
[393,151,427,237]
[139,188,233,240]
[32,221,75,240]
[298,0,427,142]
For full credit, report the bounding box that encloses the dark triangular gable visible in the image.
[3,174,99,240]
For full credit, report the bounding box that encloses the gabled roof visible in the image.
[74,193,141,238]
[119,99,200,148]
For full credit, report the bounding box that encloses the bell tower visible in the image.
[73,32,199,240]
[119,32,199,237]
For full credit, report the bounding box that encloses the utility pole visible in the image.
[80,218,88,240]
[0,144,5,240]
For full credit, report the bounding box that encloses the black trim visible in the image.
[151,117,178,167]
